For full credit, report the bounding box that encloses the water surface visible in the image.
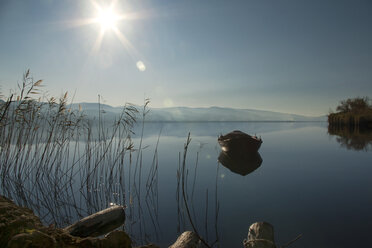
[3,121,372,248]
[138,122,372,247]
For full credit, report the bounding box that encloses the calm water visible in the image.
[3,121,372,247]
[134,122,372,247]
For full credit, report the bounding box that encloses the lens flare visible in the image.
[136,61,146,71]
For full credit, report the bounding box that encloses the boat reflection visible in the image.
[328,126,372,151]
[218,151,262,176]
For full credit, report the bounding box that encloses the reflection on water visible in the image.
[218,151,262,176]
[328,126,372,151]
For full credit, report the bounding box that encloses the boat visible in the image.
[218,130,262,153]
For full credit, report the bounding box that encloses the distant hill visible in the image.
[147,106,326,122]
[69,103,326,122]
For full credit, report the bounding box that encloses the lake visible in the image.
[2,121,372,247]
[134,121,372,248]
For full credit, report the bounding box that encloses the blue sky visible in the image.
[0,0,371,116]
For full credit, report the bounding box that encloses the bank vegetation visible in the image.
[328,97,372,129]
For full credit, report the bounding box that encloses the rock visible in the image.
[1,195,132,248]
[102,230,132,247]
[244,222,276,248]
[169,231,208,248]
[134,244,161,248]
[7,230,56,248]
[64,205,126,237]
[0,195,44,246]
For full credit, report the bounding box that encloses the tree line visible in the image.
[328,97,372,129]
[334,97,371,114]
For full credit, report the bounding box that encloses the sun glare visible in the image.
[96,8,118,31]
[67,0,147,70]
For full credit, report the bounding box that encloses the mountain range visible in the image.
[69,103,327,122]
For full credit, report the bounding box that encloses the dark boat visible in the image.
[218,130,262,153]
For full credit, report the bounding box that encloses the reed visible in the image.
[176,133,220,247]
[1,70,222,246]
[0,70,160,245]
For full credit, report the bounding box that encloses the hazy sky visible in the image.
[0,0,371,116]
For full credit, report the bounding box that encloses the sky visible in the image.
[0,0,371,116]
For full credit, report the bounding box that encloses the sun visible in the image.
[95,7,118,31]
[67,0,147,70]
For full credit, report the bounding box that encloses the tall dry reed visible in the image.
[0,70,159,245]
